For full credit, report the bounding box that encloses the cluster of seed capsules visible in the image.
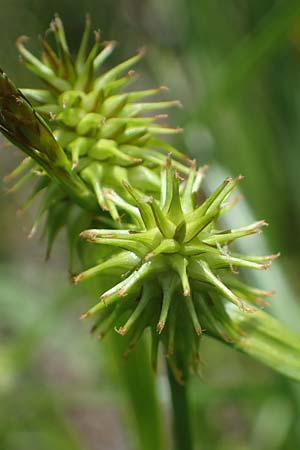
[0,16,277,380]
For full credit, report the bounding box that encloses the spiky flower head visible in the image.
[77,159,277,381]
[8,15,188,219]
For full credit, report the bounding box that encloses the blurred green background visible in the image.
[1,0,300,449]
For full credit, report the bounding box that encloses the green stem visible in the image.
[167,362,194,450]
[108,334,166,450]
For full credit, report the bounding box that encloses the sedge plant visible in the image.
[1,15,300,450]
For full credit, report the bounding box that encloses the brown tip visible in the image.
[156,321,165,334]
[260,263,271,270]
[183,287,190,297]
[115,326,126,336]
[80,311,91,320]
[254,297,268,307]
[154,114,168,120]
[172,100,183,108]
[28,226,36,240]
[72,273,83,284]
[137,46,146,56]
[268,252,280,261]
[94,30,101,43]
[79,229,98,241]
[199,164,209,174]
[16,35,29,49]
[195,326,202,337]
[264,290,275,297]
[103,39,117,49]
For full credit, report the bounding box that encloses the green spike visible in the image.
[167,173,184,223]
[103,69,137,95]
[74,30,101,91]
[75,15,91,73]
[127,86,169,101]
[93,40,117,71]
[160,156,173,212]
[80,162,106,210]
[16,36,71,91]
[94,49,145,91]
[206,176,243,215]
[81,228,159,248]
[39,36,60,73]
[58,90,84,108]
[57,107,85,128]
[148,136,189,162]
[146,239,180,259]
[103,189,144,228]
[128,166,161,192]
[80,261,154,318]
[116,285,152,335]
[76,112,103,136]
[202,221,266,245]
[169,255,190,297]
[117,126,148,145]
[192,164,208,195]
[3,157,34,182]
[194,260,243,309]
[73,251,140,284]
[20,88,56,104]
[148,198,176,238]
[185,295,202,336]
[89,139,141,166]
[157,275,178,333]
[206,254,271,271]
[121,100,181,117]
[184,210,218,243]
[8,169,35,193]
[67,137,91,168]
[181,160,197,213]
[100,93,128,117]
[50,15,75,82]
[123,180,156,229]
[81,235,149,256]
[98,119,126,140]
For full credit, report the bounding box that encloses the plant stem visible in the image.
[167,361,194,450]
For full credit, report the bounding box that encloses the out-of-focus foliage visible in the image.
[1,1,300,449]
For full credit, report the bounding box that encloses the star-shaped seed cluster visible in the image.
[77,159,277,380]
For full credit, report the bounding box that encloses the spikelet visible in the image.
[77,159,277,381]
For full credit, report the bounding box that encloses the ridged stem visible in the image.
[167,357,194,450]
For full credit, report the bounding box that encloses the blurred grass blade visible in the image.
[225,305,300,382]
[208,0,300,105]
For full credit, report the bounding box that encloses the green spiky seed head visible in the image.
[10,15,188,217]
[77,159,277,381]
